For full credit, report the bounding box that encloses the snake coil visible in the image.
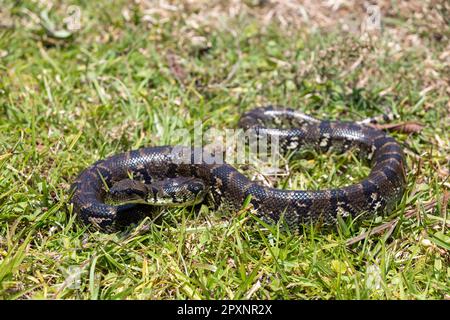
[70,106,406,232]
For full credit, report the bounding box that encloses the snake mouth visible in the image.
[148,198,203,208]
[105,194,149,206]
[106,179,149,206]
[145,185,209,207]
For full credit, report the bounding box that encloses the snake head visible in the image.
[108,179,149,205]
[147,177,208,207]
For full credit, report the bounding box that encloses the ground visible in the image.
[0,0,449,299]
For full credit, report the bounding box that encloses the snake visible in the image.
[70,106,407,233]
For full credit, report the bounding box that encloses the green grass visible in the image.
[0,1,449,299]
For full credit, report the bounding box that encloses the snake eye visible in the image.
[187,182,204,195]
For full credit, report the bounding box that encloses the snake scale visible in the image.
[70,106,407,232]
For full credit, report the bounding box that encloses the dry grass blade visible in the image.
[368,122,425,134]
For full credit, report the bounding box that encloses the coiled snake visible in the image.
[70,106,407,232]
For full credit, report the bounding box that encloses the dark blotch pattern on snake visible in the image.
[70,106,407,232]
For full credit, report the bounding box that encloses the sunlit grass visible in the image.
[0,1,448,300]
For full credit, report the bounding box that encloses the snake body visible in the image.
[70,106,406,232]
